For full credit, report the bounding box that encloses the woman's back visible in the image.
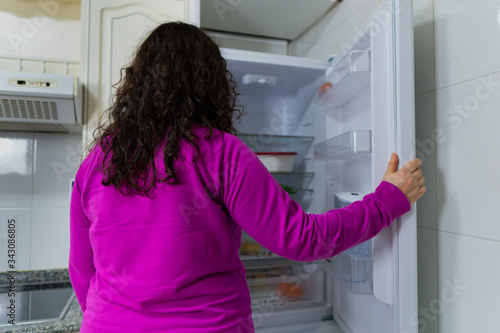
[71,126,254,332]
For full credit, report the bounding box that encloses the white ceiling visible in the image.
[200,0,336,40]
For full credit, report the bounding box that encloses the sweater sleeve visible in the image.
[221,136,411,262]
[68,160,96,313]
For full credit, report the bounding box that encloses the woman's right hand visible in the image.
[382,153,426,205]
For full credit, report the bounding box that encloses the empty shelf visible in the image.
[314,130,371,161]
[238,133,314,157]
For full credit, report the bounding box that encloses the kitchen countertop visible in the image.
[0,269,82,333]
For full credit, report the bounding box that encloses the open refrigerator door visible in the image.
[222,1,416,332]
[316,0,417,332]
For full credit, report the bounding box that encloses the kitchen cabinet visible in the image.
[80,0,198,148]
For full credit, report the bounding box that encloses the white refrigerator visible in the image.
[221,0,417,332]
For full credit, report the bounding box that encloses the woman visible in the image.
[69,22,425,333]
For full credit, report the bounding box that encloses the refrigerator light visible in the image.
[242,74,279,87]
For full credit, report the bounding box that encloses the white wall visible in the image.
[291,0,500,332]
[0,0,80,59]
[0,0,81,271]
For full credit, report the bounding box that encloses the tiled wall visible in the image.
[291,0,500,332]
[0,1,81,271]
[0,132,81,271]
[429,1,500,332]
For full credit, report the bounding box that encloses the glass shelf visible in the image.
[273,172,314,194]
[238,133,314,157]
[291,188,314,194]
[270,172,315,176]
[240,255,296,269]
[314,130,371,161]
[316,50,371,107]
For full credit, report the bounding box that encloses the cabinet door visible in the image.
[81,0,195,148]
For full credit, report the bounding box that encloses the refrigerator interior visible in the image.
[222,0,416,332]
[224,48,335,329]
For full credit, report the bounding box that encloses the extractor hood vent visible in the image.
[0,71,81,133]
[0,98,58,120]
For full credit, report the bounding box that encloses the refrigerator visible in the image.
[221,0,417,332]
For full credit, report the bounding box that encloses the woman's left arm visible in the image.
[69,175,95,313]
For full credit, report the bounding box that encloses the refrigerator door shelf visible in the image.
[314,130,372,161]
[331,192,373,295]
[332,246,373,295]
[316,50,371,107]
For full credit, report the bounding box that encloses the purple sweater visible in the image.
[69,126,410,333]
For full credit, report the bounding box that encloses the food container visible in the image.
[255,152,297,173]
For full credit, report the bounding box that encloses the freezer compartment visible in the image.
[246,264,326,312]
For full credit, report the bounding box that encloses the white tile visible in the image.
[417,227,438,333]
[413,0,435,94]
[435,73,500,241]
[0,210,32,271]
[0,132,33,208]
[30,207,70,270]
[415,92,437,229]
[434,0,500,89]
[437,231,500,333]
[32,132,82,208]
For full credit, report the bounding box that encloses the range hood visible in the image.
[0,70,81,133]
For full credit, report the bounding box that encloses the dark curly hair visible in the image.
[92,22,242,196]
